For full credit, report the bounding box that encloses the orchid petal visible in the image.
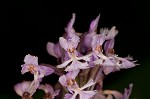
[57,59,72,68]
[80,79,96,90]
[24,54,38,65]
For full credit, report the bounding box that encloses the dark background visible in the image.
[1,0,150,99]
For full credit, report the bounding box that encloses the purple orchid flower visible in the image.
[14,80,40,98]
[21,54,54,81]
[46,13,80,61]
[90,27,136,75]
[69,79,97,99]
[59,70,79,93]
[102,38,137,75]
[90,33,116,68]
[57,36,91,72]
[14,14,138,99]
[58,70,81,95]
[59,75,97,99]
[46,13,76,59]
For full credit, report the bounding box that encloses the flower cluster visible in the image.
[14,13,137,99]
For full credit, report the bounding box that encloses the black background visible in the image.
[1,0,150,99]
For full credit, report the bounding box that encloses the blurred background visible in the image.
[1,0,150,99]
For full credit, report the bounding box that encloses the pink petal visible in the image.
[14,83,23,96]
[80,79,96,90]
[105,26,118,40]
[89,14,100,32]
[46,42,60,58]
[66,13,75,33]
[39,65,54,76]
[24,54,38,65]
[66,70,80,79]
[59,37,68,51]
[79,91,97,99]
[59,75,67,86]
[104,39,115,56]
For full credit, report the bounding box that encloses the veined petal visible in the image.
[57,59,72,68]
[24,54,38,65]
[66,13,76,34]
[79,91,97,99]
[39,65,54,76]
[115,56,136,69]
[71,34,80,48]
[104,39,115,56]
[28,80,40,96]
[14,83,23,96]
[46,42,61,58]
[70,91,78,99]
[14,81,31,96]
[66,70,80,79]
[46,84,54,94]
[54,43,62,58]
[84,32,96,49]
[92,34,105,51]
[103,66,118,75]
[105,26,118,40]
[21,81,31,92]
[59,75,67,86]
[21,64,30,74]
[59,37,68,51]
[89,14,100,32]
[80,79,96,90]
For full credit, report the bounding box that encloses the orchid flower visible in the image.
[102,38,137,75]
[59,70,79,93]
[21,54,54,81]
[59,75,97,99]
[91,33,116,68]
[69,79,97,99]
[14,80,40,98]
[14,13,138,99]
[57,36,91,72]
